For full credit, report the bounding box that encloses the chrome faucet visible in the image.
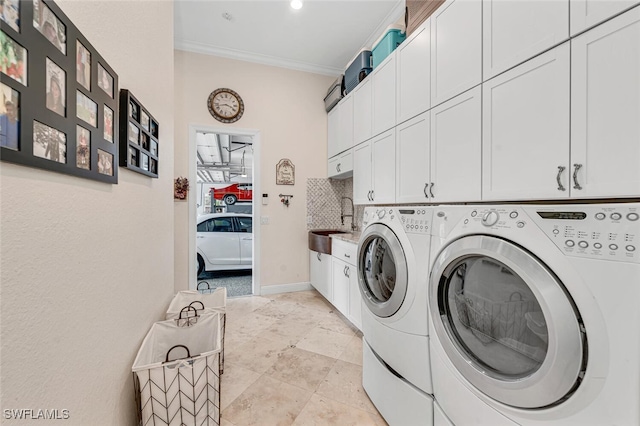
[341,196,357,231]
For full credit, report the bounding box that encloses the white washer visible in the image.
[428,203,640,425]
[358,206,434,425]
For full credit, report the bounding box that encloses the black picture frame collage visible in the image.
[120,90,159,178]
[0,0,119,183]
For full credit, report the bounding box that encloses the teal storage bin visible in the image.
[372,29,406,69]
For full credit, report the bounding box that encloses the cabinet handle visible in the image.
[573,164,583,190]
[317,252,321,261]
[343,265,347,276]
[556,166,566,191]
[345,267,350,278]
[344,253,350,258]
[371,190,375,201]
[337,163,341,172]
[367,190,372,201]
[429,182,434,198]
[424,183,429,198]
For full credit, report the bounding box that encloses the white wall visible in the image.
[174,51,334,290]
[0,2,174,424]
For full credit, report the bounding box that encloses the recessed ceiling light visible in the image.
[290,0,303,10]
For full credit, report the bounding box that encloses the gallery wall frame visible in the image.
[0,0,119,183]
[119,89,159,178]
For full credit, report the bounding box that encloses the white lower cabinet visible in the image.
[331,239,361,330]
[309,250,331,301]
[331,258,351,318]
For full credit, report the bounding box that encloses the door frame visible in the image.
[188,124,262,295]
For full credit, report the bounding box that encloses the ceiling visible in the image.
[174,0,405,76]
[196,132,254,183]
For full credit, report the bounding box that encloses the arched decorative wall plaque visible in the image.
[276,158,294,185]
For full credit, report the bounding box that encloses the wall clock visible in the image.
[207,88,244,123]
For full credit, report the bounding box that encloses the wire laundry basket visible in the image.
[132,313,222,426]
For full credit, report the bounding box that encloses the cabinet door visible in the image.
[431,86,482,202]
[331,258,350,316]
[353,141,373,205]
[431,0,482,107]
[338,94,354,154]
[396,112,430,203]
[353,78,373,145]
[310,251,331,301]
[570,0,639,36]
[482,43,570,201]
[571,7,640,198]
[372,130,396,203]
[483,0,569,80]
[397,19,431,125]
[327,107,339,158]
[347,264,361,330]
[372,54,397,136]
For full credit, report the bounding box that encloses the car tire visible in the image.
[197,255,205,276]
[224,194,237,205]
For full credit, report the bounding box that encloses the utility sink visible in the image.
[308,230,348,254]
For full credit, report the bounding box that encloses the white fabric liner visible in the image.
[165,288,227,320]
[132,313,221,371]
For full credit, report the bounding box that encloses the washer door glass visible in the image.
[358,224,408,318]
[430,235,585,409]
[445,256,547,377]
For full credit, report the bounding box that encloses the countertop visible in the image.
[331,231,361,245]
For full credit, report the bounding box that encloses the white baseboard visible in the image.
[260,281,313,296]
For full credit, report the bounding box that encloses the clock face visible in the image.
[207,88,244,123]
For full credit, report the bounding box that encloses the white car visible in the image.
[197,213,253,274]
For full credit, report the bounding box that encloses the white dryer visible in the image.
[428,203,640,426]
[358,206,434,425]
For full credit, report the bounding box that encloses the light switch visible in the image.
[262,194,269,205]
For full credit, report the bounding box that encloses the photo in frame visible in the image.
[76,90,97,127]
[33,0,66,54]
[0,0,119,184]
[128,122,139,144]
[119,89,158,178]
[97,149,112,176]
[0,31,27,85]
[103,105,113,143]
[0,82,20,151]
[33,120,66,164]
[76,125,90,170]
[97,63,113,98]
[1,0,20,32]
[76,41,91,91]
[46,57,65,116]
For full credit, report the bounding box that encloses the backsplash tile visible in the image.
[307,178,364,231]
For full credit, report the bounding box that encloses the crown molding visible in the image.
[175,40,342,77]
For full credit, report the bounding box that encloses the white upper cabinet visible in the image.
[482,43,570,201]
[397,19,431,125]
[570,0,640,36]
[353,78,373,145]
[372,53,397,137]
[353,141,373,205]
[430,86,482,202]
[337,94,354,154]
[327,107,339,159]
[483,0,569,80]
[571,7,640,198]
[372,130,397,204]
[396,112,430,203]
[431,0,482,107]
[328,149,353,179]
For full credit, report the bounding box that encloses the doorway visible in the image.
[188,125,261,296]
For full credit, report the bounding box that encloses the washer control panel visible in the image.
[451,204,639,263]
[362,206,431,235]
[528,204,639,263]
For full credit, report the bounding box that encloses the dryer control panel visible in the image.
[525,204,639,263]
[362,206,432,235]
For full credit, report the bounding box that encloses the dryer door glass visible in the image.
[443,256,547,377]
[358,224,408,318]
[429,235,585,409]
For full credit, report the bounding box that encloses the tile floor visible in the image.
[221,290,387,426]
